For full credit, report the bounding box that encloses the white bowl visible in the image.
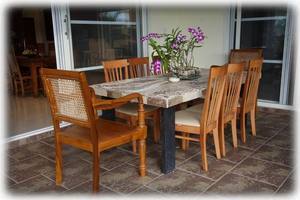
[169,77,180,83]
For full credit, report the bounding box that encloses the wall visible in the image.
[147,7,231,68]
[22,9,47,44]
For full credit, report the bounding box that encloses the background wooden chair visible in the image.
[174,65,227,171]
[229,48,263,70]
[238,58,263,143]
[128,57,151,78]
[40,68,147,192]
[8,53,33,96]
[103,59,160,153]
[103,59,129,82]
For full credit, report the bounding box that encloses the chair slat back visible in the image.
[229,48,263,70]
[8,48,22,78]
[241,58,263,112]
[220,63,245,122]
[102,59,129,82]
[40,68,95,128]
[200,66,227,132]
[128,57,150,78]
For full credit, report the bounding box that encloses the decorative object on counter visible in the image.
[22,49,38,57]
[168,76,180,83]
[141,27,206,79]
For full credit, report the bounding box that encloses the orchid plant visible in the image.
[141,27,205,74]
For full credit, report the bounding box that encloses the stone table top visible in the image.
[90,68,210,108]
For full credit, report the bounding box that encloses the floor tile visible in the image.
[277,178,294,193]
[7,142,54,161]
[8,175,66,193]
[78,148,138,171]
[255,118,288,131]
[41,144,91,166]
[147,169,213,193]
[128,150,162,175]
[43,159,106,190]
[67,181,116,194]
[266,134,293,150]
[100,164,158,194]
[206,173,277,194]
[208,141,253,163]
[8,156,54,183]
[232,157,291,186]
[131,186,160,194]
[178,154,235,180]
[254,125,281,139]
[251,145,294,166]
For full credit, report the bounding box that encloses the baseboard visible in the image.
[6,122,71,148]
[257,101,294,111]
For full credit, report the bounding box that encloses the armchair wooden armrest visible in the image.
[89,88,145,127]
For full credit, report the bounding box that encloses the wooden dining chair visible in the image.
[229,48,263,70]
[174,65,227,171]
[8,53,33,96]
[218,63,244,156]
[186,63,245,157]
[40,68,147,192]
[103,59,160,153]
[238,58,263,143]
[128,57,151,78]
[102,59,129,82]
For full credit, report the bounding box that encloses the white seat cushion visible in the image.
[175,110,201,127]
[185,104,203,113]
[116,103,158,116]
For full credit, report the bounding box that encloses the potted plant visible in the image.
[141,27,206,79]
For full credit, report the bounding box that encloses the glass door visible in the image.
[233,6,292,104]
[51,5,141,84]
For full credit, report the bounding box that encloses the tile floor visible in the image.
[6,109,295,195]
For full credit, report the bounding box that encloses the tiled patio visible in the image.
[6,109,295,195]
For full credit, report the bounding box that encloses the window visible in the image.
[233,6,289,103]
[69,7,139,70]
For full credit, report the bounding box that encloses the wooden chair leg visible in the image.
[20,80,25,96]
[212,128,221,159]
[55,137,62,185]
[250,109,256,136]
[181,132,187,150]
[130,118,137,154]
[231,117,238,148]
[139,139,146,177]
[185,133,190,149]
[240,113,247,143]
[92,151,100,192]
[218,120,226,157]
[153,111,160,143]
[200,134,208,171]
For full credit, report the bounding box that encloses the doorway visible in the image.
[232,6,293,105]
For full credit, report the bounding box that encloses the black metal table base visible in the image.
[160,107,176,174]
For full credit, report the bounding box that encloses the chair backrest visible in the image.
[200,65,227,133]
[241,58,263,112]
[8,50,22,79]
[220,63,245,122]
[102,59,129,82]
[229,48,263,70]
[40,68,96,128]
[128,57,150,78]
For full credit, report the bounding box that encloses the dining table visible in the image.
[90,68,249,174]
[90,68,211,174]
[17,56,56,97]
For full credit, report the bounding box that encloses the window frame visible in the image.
[68,7,142,72]
[231,5,293,105]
